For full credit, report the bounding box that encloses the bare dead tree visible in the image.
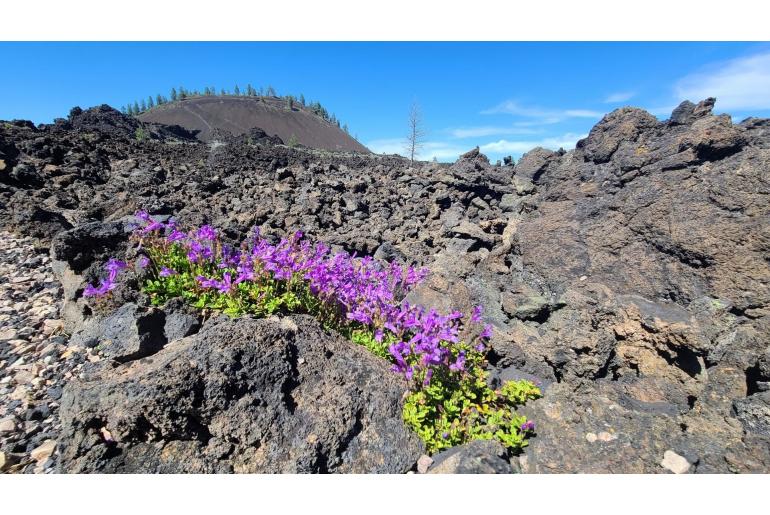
[405,101,426,163]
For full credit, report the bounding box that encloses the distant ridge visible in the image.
[137,95,369,153]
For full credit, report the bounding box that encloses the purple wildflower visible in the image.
[216,273,233,294]
[83,278,116,298]
[167,229,186,243]
[83,219,533,413]
[105,258,128,276]
[196,275,220,289]
[196,225,217,241]
[520,421,536,432]
[142,219,165,233]
[137,256,150,268]
[449,351,466,372]
[83,258,129,298]
[423,368,433,386]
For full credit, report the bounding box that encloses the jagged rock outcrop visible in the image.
[2,99,769,473]
[57,315,423,473]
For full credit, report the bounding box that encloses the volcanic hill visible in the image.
[137,95,369,153]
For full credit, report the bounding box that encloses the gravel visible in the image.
[0,231,100,473]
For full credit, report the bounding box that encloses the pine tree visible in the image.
[133,101,140,114]
[156,94,163,105]
[179,87,187,100]
[299,93,305,106]
[170,88,177,101]
[140,99,147,111]
[286,96,294,110]
[234,84,240,96]
[343,123,349,134]
[267,85,276,96]
[220,88,227,96]
[147,96,154,109]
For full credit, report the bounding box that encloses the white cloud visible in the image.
[480,133,587,155]
[368,132,588,162]
[481,100,602,121]
[447,125,541,138]
[365,138,469,162]
[481,101,551,117]
[674,51,770,111]
[420,142,471,161]
[365,137,406,156]
[564,109,603,118]
[603,91,635,103]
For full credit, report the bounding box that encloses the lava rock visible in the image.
[57,315,423,473]
[69,303,166,363]
[428,439,516,474]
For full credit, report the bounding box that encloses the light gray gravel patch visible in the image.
[0,231,102,473]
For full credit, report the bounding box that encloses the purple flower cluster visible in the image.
[520,420,536,432]
[83,258,128,297]
[89,211,495,385]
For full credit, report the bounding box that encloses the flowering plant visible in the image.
[83,211,540,454]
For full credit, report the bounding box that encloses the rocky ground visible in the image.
[0,231,98,473]
[1,99,769,473]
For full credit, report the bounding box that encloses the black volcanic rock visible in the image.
[57,315,423,473]
[2,98,770,473]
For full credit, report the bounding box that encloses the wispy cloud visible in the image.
[368,132,588,162]
[366,138,406,155]
[674,51,770,111]
[603,91,635,103]
[481,100,602,121]
[420,142,471,161]
[366,138,469,162]
[447,125,541,138]
[480,133,587,155]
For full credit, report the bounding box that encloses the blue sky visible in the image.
[2,42,769,162]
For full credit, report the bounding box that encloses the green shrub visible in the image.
[134,127,149,141]
[402,345,540,454]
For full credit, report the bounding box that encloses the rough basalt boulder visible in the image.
[49,220,135,331]
[57,315,423,473]
[428,439,516,474]
[68,303,167,362]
